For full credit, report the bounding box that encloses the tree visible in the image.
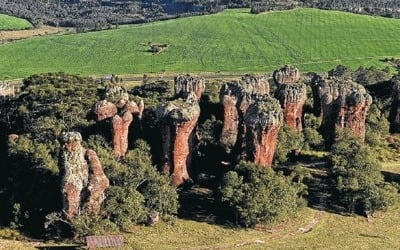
[275,125,304,164]
[329,129,398,215]
[221,161,306,227]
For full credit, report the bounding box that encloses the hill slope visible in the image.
[0,14,32,31]
[2,8,400,79]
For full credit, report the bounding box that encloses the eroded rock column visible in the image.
[60,132,109,219]
[219,74,270,151]
[244,96,283,167]
[156,95,200,186]
[274,66,307,131]
[312,76,372,142]
[174,74,206,101]
[60,132,89,219]
[93,85,144,157]
[85,149,110,215]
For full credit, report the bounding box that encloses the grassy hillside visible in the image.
[0,14,32,31]
[2,8,400,79]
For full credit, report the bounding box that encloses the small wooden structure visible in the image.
[86,235,124,249]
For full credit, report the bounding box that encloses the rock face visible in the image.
[94,100,118,121]
[273,65,301,84]
[156,94,200,186]
[85,149,110,215]
[60,132,89,219]
[312,75,372,141]
[244,97,283,167]
[93,86,144,157]
[274,66,307,131]
[219,75,270,150]
[390,76,400,132]
[60,132,109,219]
[174,74,206,101]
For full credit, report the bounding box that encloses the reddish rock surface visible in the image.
[174,74,205,101]
[60,132,109,219]
[8,134,19,141]
[112,111,133,158]
[85,149,110,215]
[244,96,283,167]
[273,65,301,84]
[94,85,144,157]
[156,95,200,186]
[219,75,270,150]
[60,132,89,219]
[312,75,372,141]
[94,100,118,121]
[390,77,400,132]
[274,66,307,131]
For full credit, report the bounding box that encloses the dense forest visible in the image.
[1,0,400,31]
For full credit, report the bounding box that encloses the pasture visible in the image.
[0,14,32,31]
[1,8,400,79]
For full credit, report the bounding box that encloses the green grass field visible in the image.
[0,14,32,31]
[1,8,400,79]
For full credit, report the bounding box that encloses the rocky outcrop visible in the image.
[60,132,109,219]
[273,65,301,84]
[244,96,283,167]
[85,149,110,215]
[93,86,144,157]
[312,75,372,141]
[390,76,400,132]
[219,75,270,150]
[60,132,89,219]
[274,66,307,131]
[174,74,205,101]
[156,94,200,186]
[94,100,118,121]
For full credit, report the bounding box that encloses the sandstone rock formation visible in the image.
[85,149,110,215]
[174,74,205,101]
[273,65,301,84]
[390,76,400,132]
[60,132,89,219]
[219,74,269,150]
[156,94,200,186]
[60,132,109,219]
[93,86,144,157]
[244,96,283,167]
[274,66,307,131]
[94,100,118,121]
[312,75,372,141]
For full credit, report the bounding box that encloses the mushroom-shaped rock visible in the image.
[273,65,301,84]
[390,76,400,132]
[312,75,372,142]
[174,74,206,101]
[219,75,270,150]
[112,111,133,158]
[156,95,200,186]
[60,132,89,219]
[275,82,307,131]
[94,100,118,121]
[85,149,110,215]
[244,97,283,167]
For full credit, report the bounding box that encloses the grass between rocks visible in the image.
[2,8,400,79]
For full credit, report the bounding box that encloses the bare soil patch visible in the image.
[0,26,73,44]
